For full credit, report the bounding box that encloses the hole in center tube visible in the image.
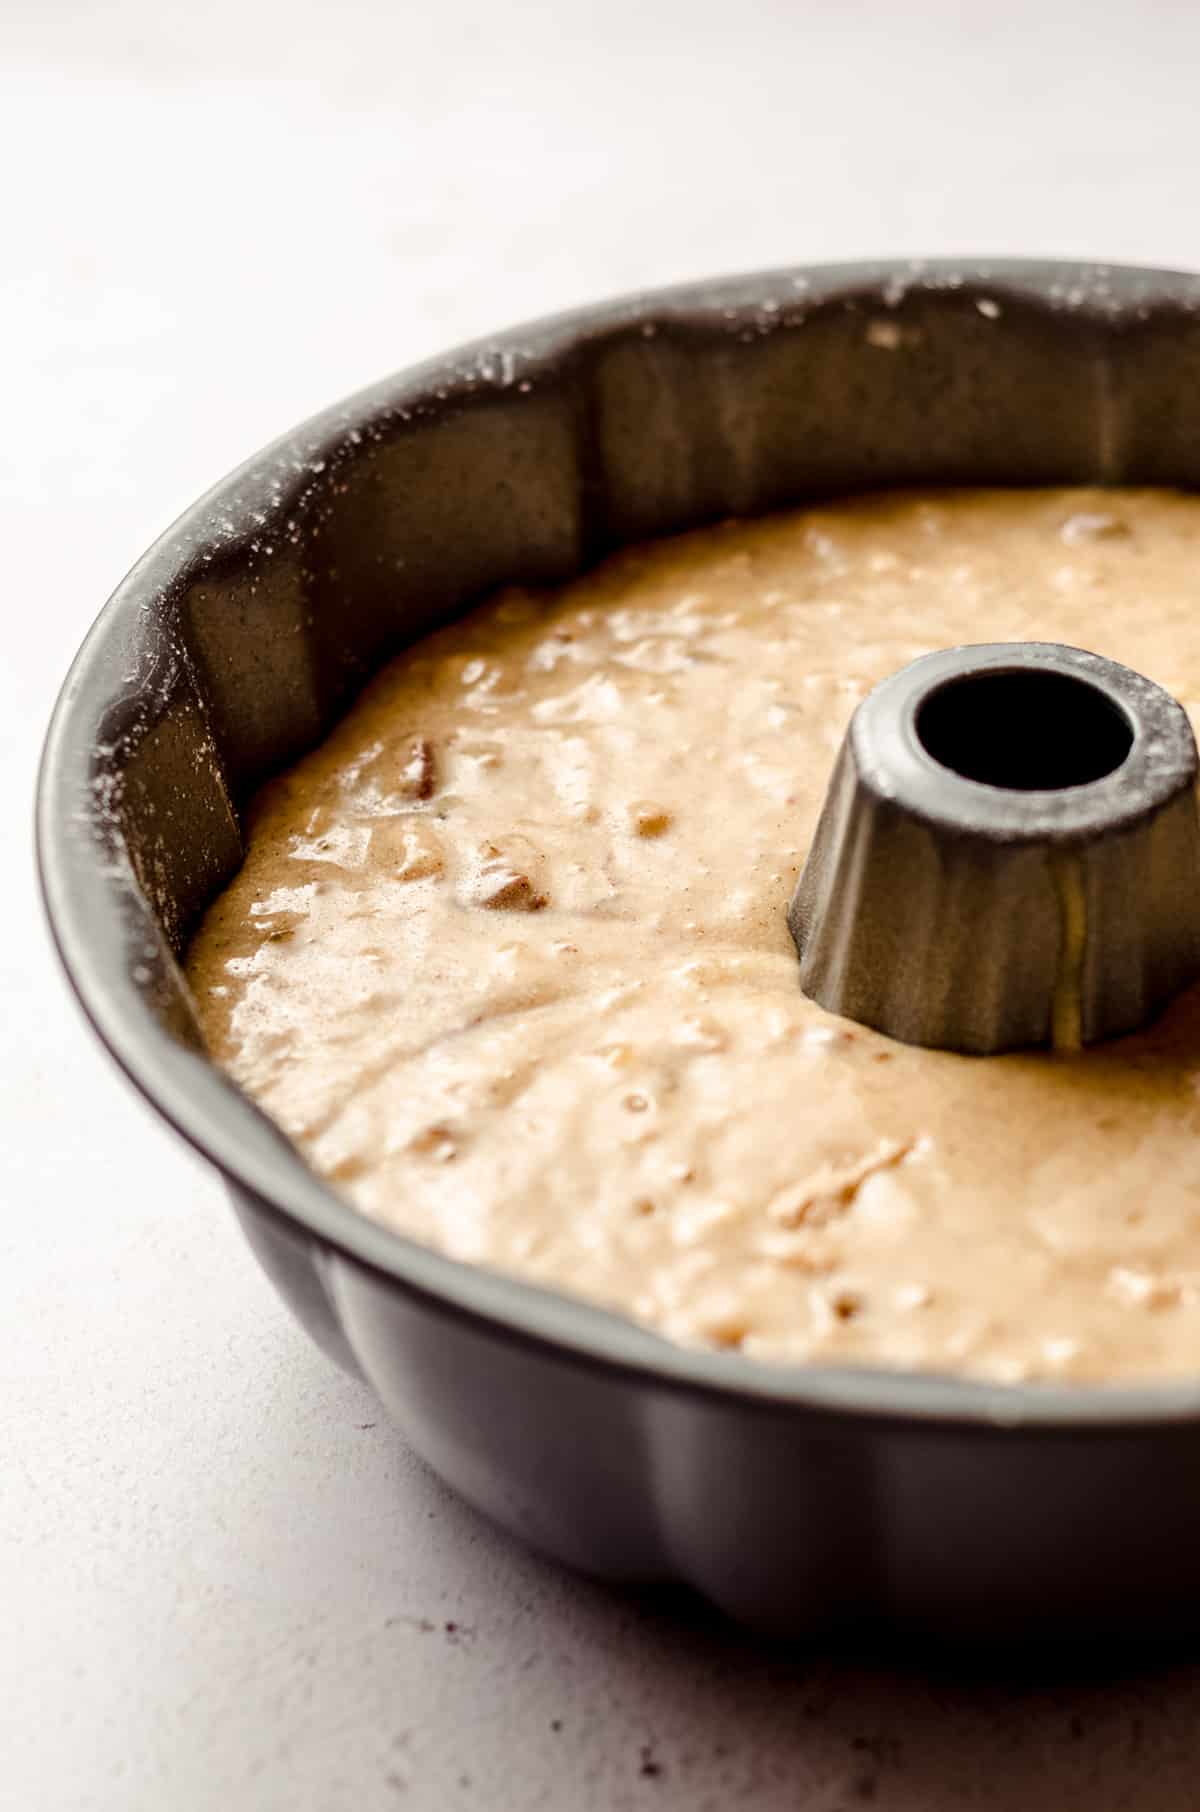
[916,668,1134,791]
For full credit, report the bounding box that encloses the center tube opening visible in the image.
[916,667,1134,791]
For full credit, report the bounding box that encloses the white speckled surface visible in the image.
[10,2,1200,1804]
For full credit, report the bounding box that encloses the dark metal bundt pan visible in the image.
[37,260,1200,1641]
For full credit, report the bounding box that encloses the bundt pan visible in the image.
[38,259,1200,1643]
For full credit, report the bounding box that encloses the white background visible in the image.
[9,2,1200,1805]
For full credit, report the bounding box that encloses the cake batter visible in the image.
[187,489,1200,1381]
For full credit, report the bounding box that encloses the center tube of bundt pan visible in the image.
[788,643,1200,1057]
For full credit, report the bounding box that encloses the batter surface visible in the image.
[187,489,1200,1382]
